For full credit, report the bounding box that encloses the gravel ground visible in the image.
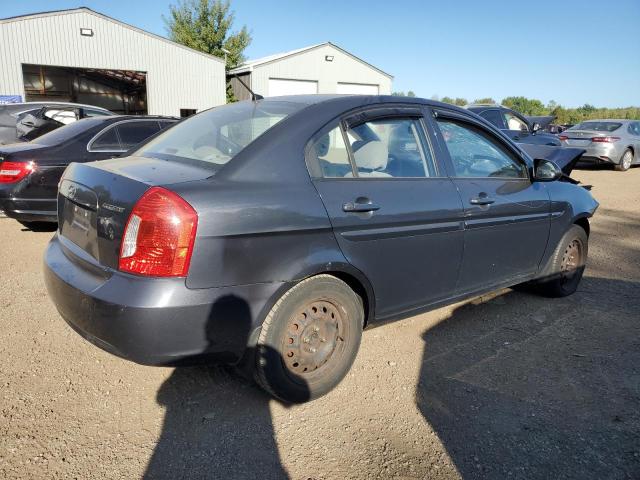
[1,167,639,480]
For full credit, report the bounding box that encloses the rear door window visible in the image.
[90,127,121,151]
[116,121,162,149]
[479,109,505,129]
[346,118,437,178]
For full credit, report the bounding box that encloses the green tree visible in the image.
[501,96,546,115]
[393,91,417,97]
[473,97,496,105]
[165,0,251,102]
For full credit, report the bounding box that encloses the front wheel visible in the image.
[531,225,588,297]
[615,149,633,171]
[254,275,364,403]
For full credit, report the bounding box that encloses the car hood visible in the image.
[518,144,585,175]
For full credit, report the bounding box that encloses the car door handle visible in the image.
[342,200,380,213]
[469,196,495,205]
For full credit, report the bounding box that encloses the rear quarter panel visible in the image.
[175,178,344,289]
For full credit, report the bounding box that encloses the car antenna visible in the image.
[235,76,264,101]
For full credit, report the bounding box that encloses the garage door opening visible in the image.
[337,82,379,95]
[268,78,318,97]
[22,64,147,114]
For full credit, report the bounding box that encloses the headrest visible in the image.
[353,141,388,171]
[315,134,330,157]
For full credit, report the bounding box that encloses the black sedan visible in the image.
[0,115,177,226]
[44,96,598,403]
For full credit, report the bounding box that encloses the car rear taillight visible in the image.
[0,161,36,183]
[119,187,198,277]
[591,136,620,143]
[558,135,568,142]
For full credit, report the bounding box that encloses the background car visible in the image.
[467,104,562,146]
[43,95,598,403]
[559,120,640,171]
[0,102,114,145]
[0,115,177,226]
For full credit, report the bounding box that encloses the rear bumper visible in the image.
[0,186,57,222]
[574,143,622,165]
[44,233,285,366]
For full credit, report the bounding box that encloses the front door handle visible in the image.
[469,196,495,206]
[343,199,380,213]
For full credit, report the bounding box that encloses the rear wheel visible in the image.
[615,149,633,171]
[254,275,363,403]
[530,225,588,297]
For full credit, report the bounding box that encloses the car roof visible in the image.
[75,115,178,126]
[0,101,112,111]
[257,94,460,111]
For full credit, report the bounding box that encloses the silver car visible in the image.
[560,119,640,171]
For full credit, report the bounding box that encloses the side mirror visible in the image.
[532,122,541,133]
[533,158,562,181]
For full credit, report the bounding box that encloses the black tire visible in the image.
[254,274,363,403]
[18,221,57,232]
[531,224,588,297]
[614,149,633,171]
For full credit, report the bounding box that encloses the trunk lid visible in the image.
[561,130,608,146]
[58,156,212,269]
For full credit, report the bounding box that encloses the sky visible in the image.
[2,0,639,107]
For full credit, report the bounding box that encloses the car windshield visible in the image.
[135,101,305,169]
[570,121,622,132]
[32,118,99,146]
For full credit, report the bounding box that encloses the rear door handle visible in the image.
[343,200,380,213]
[469,196,495,206]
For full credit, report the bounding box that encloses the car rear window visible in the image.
[571,121,622,132]
[134,101,305,170]
[31,118,101,146]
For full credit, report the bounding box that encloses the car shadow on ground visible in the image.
[143,295,300,480]
[417,276,640,479]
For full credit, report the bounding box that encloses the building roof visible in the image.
[228,42,393,78]
[0,7,225,65]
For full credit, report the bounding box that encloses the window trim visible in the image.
[432,108,532,181]
[87,119,167,153]
[306,104,445,181]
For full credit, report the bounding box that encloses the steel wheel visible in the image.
[255,274,363,403]
[282,300,344,378]
[560,238,584,287]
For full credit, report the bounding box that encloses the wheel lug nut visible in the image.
[303,337,310,343]
[313,326,320,332]
[310,347,316,353]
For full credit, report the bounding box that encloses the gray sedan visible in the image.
[560,119,640,171]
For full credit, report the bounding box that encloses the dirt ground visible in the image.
[1,167,639,480]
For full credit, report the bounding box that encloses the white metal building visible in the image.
[0,8,227,116]
[228,43,393,100]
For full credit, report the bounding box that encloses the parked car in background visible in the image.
[43,95,598,403]
[0,102,113,145]
[0,115,177,226]
[559,120,640,171]
[467,104,562,146]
